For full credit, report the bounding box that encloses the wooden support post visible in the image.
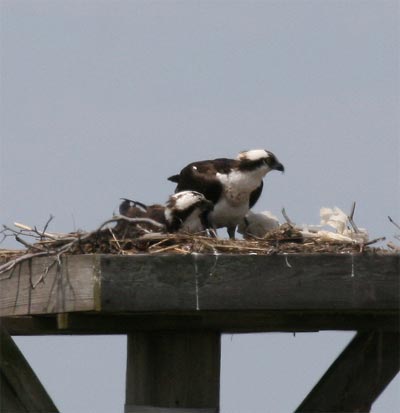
[125,331,220,413]
[296,331,400,412]
[0,327,59,412]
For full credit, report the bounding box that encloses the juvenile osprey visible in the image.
[119,198,148,218]
[119,191,213,234]
[168,149,284,238]
[117,198,165,235]
[238,210,280,239]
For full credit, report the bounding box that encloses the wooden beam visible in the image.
[295,331,400,412]
[2,311,399,335]
[1,372,28,412]
[125,332,220,412]
[0,255,99,316]
[99,254,400,312]
[0,327,59,412]
[1,254,399,317]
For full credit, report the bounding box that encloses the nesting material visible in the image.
[239,206,370,244]
[0,206,391,275]
[318,207,369,243]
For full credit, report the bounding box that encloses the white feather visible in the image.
[237,149,269,161]
[209,197,249,228]
[238,211,280,237]
[216,168,267,205]
[208,165,271,229]
[172,191,205,211]
[164,208,173,224]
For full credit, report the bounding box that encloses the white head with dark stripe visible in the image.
[164,190,213,233]
[236,149,284,174]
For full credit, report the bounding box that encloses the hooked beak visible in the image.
[202,199,214,211]
[273,162,285,173]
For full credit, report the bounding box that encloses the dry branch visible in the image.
[387,242,400,252]
[348,202,360,233]
[388,216,400,231]
[281,208,295,227]
[0,216,165,275]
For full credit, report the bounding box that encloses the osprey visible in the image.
[119,191,213,234]
[119,198,148,218]
[168,149,284,238]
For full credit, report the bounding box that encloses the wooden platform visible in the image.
[0,253,399,412]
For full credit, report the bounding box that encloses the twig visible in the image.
[387,241,400,252]
[148,238,173,250]
[32,259,58,289]
[14,222,33,231]
[196,239,219,255]
[349,202,356,220]
[388,216,400,231]
[0,251,54,274]
[14,222,59,240]
[200,243,268,252]
[347,202,359,233]
[2,225,39,239]
[363,236,386,246]
[0,265,17,281]
[108,228,123,254]
[15,235,43,251]
[149,245,188,254]
[281,208,295,227]
[41,215,54,240]
[99,215,165,231]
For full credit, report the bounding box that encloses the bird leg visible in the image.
[227,226,236,240]
[208,228,218,238]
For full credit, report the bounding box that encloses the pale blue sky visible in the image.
[1,1,399,412]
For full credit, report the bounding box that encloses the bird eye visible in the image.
[265,155,275,166]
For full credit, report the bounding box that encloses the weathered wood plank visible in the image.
[295,331,400,412]
[2,311,399,336]
[0,327,59,412]
[1,254,399,317]
[99,254,400,312]
[0,255,100,316]
[125,332,220,411]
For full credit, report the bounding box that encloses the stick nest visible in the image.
[0,219,387,272]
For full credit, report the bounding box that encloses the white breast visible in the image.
[216,169,265,205]
[209,168,267,229]
[209,197,250,229]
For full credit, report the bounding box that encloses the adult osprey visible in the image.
[119,191,213,234]
[168,149,284,238]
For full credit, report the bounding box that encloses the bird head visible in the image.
[165,191,213,232]
[166,190,213,214]
[237,149,285,173]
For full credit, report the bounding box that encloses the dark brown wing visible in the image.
[249,182,263,209]
[146,205,167,226]
[168,158,237,204]
[119,199,147,217]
